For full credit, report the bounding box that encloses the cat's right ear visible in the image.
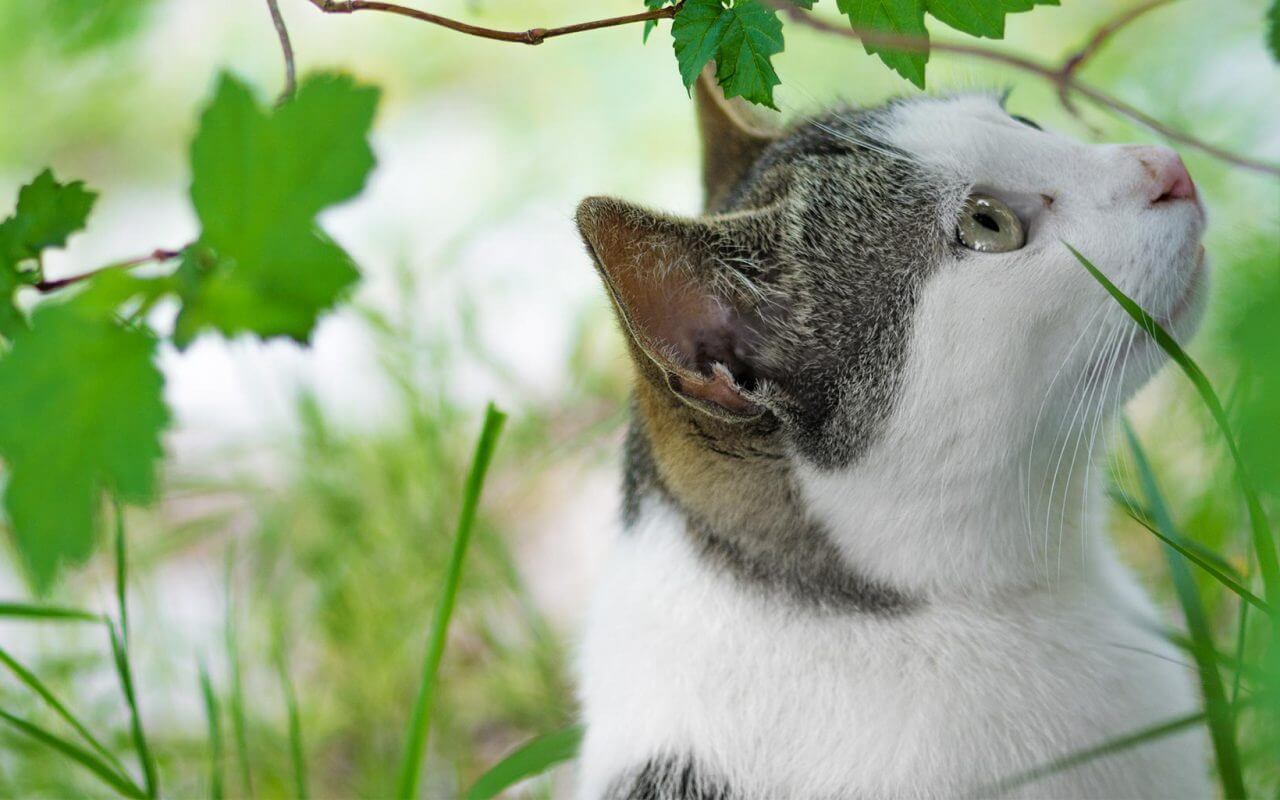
[576,196,781,422]
[696,65,779,210]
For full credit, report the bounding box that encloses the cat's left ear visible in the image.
[576,196,783,422]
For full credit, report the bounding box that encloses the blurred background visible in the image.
[0,0,1276,796]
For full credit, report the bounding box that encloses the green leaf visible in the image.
[984,710,1208,795]
[0,645,133,784]
[715,0,785,109]
[1111,494,1271,616]
[465,726,584,800]
[672,0,732,89]
[1268,0,1279,60]
[0,707,147,799]
[1122,422,1247,800]
[642,0,670,43]
[836,0,928,88]
[198,660,224,800]
[0,300,168,593]
[1068,243,1280,612]
[395,403,508,799]
[671,0,785,109]
[176,71,379,346]
[0,601,104,623]
[924,0,1056,40]
[0,169,98,337]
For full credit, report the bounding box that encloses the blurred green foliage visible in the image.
[0,0,1276,797]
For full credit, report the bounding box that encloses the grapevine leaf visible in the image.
[176,71,379,347]
[642,0,670,43]
[715,0,785,109]
[672,0,785,108]
[1269,0,1280,61]
[836,0,928,88]
[0,300,168,594]
[672,0,732,89]
[0,170,98,337]
[925,0,1057,40]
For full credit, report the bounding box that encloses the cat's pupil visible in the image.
[974,213,1001,232]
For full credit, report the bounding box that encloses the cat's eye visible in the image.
[1012,114,1042,131]
[957,195,1026,253]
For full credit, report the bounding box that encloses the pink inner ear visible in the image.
[612,255,722,374]
[579,197,760,415]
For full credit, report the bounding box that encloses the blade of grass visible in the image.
[1124,421,1246,799]
[0,707,146,799]
[0,602,104,624]
[465,725,583,800]
[984,710,1207,796]
[110,502,158,799]
[395,402,508,800]
[1230,597,1249,707]
[275,640,307,800]
[1109,491,1270,614]
[1070,244,1280,611]
[1107,489,1243,579]
[114,500,130,645]
[224,547,254,800]
[199,659,224,800]
[109,623,158,798]
[0,645,131,782]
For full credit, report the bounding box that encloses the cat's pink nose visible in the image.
[1129,146,1196,204]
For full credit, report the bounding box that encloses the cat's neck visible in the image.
[628,366,1112,606]
[796,397,1113,600]
[625,377,912,612]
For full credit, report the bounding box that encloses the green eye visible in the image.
[957,194,1026,253]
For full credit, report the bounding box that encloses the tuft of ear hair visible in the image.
[696,65,779,211]
[575,196,781,422]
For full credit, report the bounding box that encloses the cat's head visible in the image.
[576,72,1206,483]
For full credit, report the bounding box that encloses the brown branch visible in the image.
[266,0,298,103]
[304,0,683,46]
[769,2,1280,177]
[34,249,183,293]
[1058,0,1175,116]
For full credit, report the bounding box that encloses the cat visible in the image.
[572,68,1211,800]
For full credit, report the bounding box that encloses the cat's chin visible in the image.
[1107,246,1209,392]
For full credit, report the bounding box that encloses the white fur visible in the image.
[576,96,1212,798]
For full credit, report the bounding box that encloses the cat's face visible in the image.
[855,94,1208,466]
[577,90,1206,473]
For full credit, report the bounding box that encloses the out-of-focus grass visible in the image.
[0,1,1276,797]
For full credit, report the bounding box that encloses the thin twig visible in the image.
[1058,0,1175,116]
[266,0,297,102]
[304,0,682,45]
[769,2,1280,177]
[34,248,183,293]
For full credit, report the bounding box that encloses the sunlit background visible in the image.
[0,0,1277,796]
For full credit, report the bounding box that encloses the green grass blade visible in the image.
[224,547,254,800]
[1110,492,1271,614]
[985,710,1207,796]
[0,602,104,624]
[1070,243,1280,611]
[395,402,508,800]
[0,645,132,782]
[276,644,308,800]
[0,707,147,799]
[114,499,130,646]
[1124,421,1246,799]
[109,622,158,798]
[199,660,224,800]
[1107,489,1243,579]
[465,726,583,800]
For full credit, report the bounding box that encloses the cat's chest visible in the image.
[573,502,1203,800]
